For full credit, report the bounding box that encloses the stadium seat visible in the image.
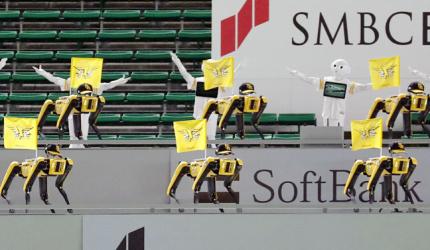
[137,30,177,41]
[88,134,118,140]
[243,134,273,140]
[22,10,61,20]
[12,72,47,82]
[15,51,54,61]
[216,134,235,140]
[412,113,430,124]
[165,92,195,102]
[56,51,94,60]
[122,113,161,124]
[0,10,20,20]
[130,72,169,82]
[272,133,301,140]
[170,71,203,82]
[0,93,8,102]
[0,31,18,41]
[0,51,14,59]
[0,72,11,81]
[19,31,58,40]
[6,113,39,118]
[143,10,181,20]
[157,134,176,140]
[126,93,165,103]
[95,51,134,60]
[62,10,101,20]
[176,50,211,61]
[178,30,211,41]
[244,113,278,125]
[102,10,141,20]
[134,51,171,61]
[9,93,47,103]
[103,93,126,102]
[160,113,194,123]
[278,113,317,126]
[182,10,211,20]
[58,30,98,40]
[96,114,121,124]
[47,92,68,100]
[102,72,129,81]
[118,134,158,140]
[98,30,136,40]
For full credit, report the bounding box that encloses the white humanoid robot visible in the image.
[33,65,130,148]
[170,52,240,142]
[287,59,372,127]
[0,58,8,71]
[409,67,430,83]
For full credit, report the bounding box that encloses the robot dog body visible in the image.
[202,83,268,139]
[0,145,73,212]
[344,143,417,204]
[37,83,105,139]
[368,82,430,138]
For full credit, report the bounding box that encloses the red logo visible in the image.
[221,0,270,56]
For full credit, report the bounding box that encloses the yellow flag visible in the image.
[369,56,400,90]
[70,57,103,90]
[174,119,207,153]
[351,118,383,151]
[203,57,234,90]
[4,117,38,150]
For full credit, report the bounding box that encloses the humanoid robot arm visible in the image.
[33,65,67,90]
[286,66,321,88]
[171,52,196,90]
[409,67,430,81]
[0,58,7,70]
[99,75,131,93]
[343,160,366,198]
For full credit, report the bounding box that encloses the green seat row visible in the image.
[0,10,210,20]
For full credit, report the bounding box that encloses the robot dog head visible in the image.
[407,81,425,94]
[77,83,93,95]
[389,142,405,154]
[239,83,255,95]
[330,59,351,79]
[216,144,233,155]
[45,144,61,156]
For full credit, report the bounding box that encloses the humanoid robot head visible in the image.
[407,81,425,94]
[239,82,256,95]
[388,142,406,155]
[45,144,61,157]
[77,83,93,95]
[330,59,351,79]
[216,144,233,155]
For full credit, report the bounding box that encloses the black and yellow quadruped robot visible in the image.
[0,145,74,213]
[37,83,105,139]
[166,144,243,210]
[202,83,268,139]
[368,81,430,138]
[344,143,417,205]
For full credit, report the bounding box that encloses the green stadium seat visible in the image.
[170,71,203,81]
[43,134,70,140]
[56,51,94,60]
[98,30,136,40]
[0,51,14,59]
[137,30,176,40]
[118,134,158,140]
[6,113,39,118]
[411,113,430,124]
[165,92,195,102]
[401,133,430,139]
[0,11,20,20]
[47,92,68,100]
[88,134,117,140]
[135,50,171,61]
[157,134,176,140]
[272,133,301,140]
[95,51,134,60]
[176,50,211,61]
[15,51,54,61]
[160,113,194,123]
[102,72,129,81]
[122,113,161,124]
[9,93,47,102]
[19,31,58,40]
[45,114,58,123]
[0,93,8,102]
[244,113,278,125]
[22,10,61,20]
[13,72,47,82]
[178,30,211,41]
[130,72,169,82]
[243,133,273,140]
[62,10,101,20]
[278,113,317,126]
[183,10,211,20]
[96,114,121,124]
[102,10,141,19]
[58,30,98,40]
[216,134,235,140]
[126,93,165,103]
[0,72,11,81]
[143,10,181,20]
[0,31,18,41]
[103,93,126,102]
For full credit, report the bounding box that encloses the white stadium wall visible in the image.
[212,0,430,129]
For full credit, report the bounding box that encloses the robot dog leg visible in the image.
[399,159,418,204]
[416,96,430,137]
[37,100,56,138]
[192,160,224,212]
[166,161,190,204]
[343,160,366,201]
[55,162,74,213]
[0,161,21,206]
[88,96,106,140]
[219,97,241,139]
[251,96,269,140]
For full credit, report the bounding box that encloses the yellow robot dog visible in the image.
[368,81,430,138]
[344,142,417,205]
[202,83,268,139]
[0,145,74,213]
[37,83,105,139]
[166,144,243,210]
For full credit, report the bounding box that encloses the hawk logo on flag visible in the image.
[369,56,400,90]
[73,66,98,79]
[351,118,383,151]
[203,57,234,90]
[174,119,207,153]
[4,117,38,150]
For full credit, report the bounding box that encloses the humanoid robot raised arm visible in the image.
[287,59,372,127]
